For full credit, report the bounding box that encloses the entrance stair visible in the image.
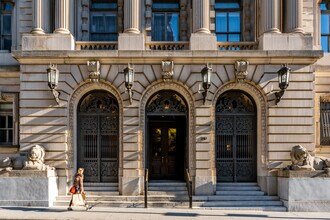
[193,182,287,211]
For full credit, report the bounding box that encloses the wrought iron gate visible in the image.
[216,91,256,182]
[78,91,119,182]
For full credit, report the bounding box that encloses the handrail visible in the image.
[186,169,192,209]
[144,168,149,208]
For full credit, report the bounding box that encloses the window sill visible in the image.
[0,145,19,153]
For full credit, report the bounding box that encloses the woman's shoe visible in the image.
[85,205,89,211]
[67,207,73,211]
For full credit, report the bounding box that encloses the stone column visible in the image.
[284,0,303,33]
[31,0,45,34]
[260,0,281,34]
[193,0,210,33]
[124,0,140,34]
[54,0,70,34]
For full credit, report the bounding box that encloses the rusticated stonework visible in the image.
[139,80,196,172]
[212,81,268,170]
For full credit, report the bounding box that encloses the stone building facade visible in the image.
[1,0,330,211]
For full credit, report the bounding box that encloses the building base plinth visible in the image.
[0,170,58,207]
[278,170,330,212]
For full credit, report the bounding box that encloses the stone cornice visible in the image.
[12,50,323,65]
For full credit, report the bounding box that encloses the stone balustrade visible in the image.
[217,42,258,51]
[146,41,189,50]
[76,41,118,50]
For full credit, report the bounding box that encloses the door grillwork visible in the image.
[216,91,256,182]
[78,91,119,182]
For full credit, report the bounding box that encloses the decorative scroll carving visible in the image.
[87,61,100,82]
[79,92,119,114]
[235,60,249,83]
[161,61,174,81]
[23,145,55,171]
[216,91,255,113]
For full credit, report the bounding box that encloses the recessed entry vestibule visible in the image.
[145,90,188,181]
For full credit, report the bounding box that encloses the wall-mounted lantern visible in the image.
[275,64,290,105]
[201,64,212,105]
[47,64,60,105]
[124,64,134,105]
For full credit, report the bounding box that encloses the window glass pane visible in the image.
[321,3,327,11]
[321,14,330,34]
[228,34,240,41]
[152,14,165,41]
[216,34,227,42]
[3,36,11,51]
[2,3,13,11]
[0,116,5,128]
[91,33,117,41]
[153,3,179,9]
[216,12,227,32]
[91,15,105,32]
[0,130,6,142]
[105,15,117,32]
[91,3,117,9]
[166,13,179,41]
[321,36,329,52]
[215,3,240,9]
[3,15,11,34]
[8,116,12,128]
[8,130,12,143]
[229,12,240,32]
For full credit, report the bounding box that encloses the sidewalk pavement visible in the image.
[1,206,330,220]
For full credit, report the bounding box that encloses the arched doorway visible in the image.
[146,90,188,180]
[77,90,119,182]
[215,90,257,182]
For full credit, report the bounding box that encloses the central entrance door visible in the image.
[77,90,119,182]
[215,90,257,182]
[146,91,187,180]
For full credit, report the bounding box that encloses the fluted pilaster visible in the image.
[284,0,303,33]
[54,0,70,34]
[260,0,281,34]
[193,0,210,34]
[31,0,45,34]
[124,0,140,34]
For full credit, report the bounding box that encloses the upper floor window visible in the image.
[215,0,241,42]
[90,0,118,41]
[0,102,13,145]
[0,1,13,50]
[152,0,179,41]
[321,3,330,52]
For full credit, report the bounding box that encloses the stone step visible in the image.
[216,182,258,187]
[216,186,261,191]
[84,186,118,191]
[148,181,186,187]
[84,182,118,187]
[193,195,280,201]
[195,206,287,211]
[148,191,188,195]
[196,200,283,207]
[149,186,186,191]
[84,191,119,196]
[56,195,188,202]
[54,201,189,208]
[216,190,265,196]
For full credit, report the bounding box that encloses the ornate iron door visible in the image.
[78,91,119,182]
[216,91,256,182]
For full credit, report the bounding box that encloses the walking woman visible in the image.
[67,167,89,211]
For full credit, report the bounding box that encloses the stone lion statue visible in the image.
[287,145,330,171]
[23,144,54,171]
[0,157,13,172]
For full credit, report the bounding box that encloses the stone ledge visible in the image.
[278,170,330,178]
[0,170,57,178]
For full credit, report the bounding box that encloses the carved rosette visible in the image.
[235,60,249,83]
[161,61,174,82]
[87,61,101,82]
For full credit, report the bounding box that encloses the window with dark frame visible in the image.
[90,0,118,41]
[0,102,13,146]
[152,0,179,41]
[321,2,330,52]
[320,101,330,145]
[0,1,13,51]
[215,0,241,42]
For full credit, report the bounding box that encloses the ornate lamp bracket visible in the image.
[161,61,174,82]
[47,64,60,105]
[87,61,100,82]
[235,60,249,83]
